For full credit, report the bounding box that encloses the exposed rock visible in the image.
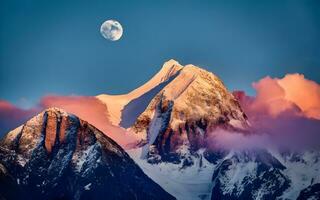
[0,108,175,200]
[131,62,249,161]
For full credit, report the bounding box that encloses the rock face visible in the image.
[297,183,320,200]
[131,61,249,162]
[128,146,320,200]
[214,150,320,200]
[96,60,249,162]
[0,108,175,200]
[211,150,290,200]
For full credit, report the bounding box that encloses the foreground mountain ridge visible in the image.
[0,107,175,200]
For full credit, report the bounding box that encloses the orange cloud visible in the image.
[277,74,320,119]
[238,74,320,120]
[40,95,138,148]
[0,100,38,136]
[233,73,320,149]
[250,76,301,118]
[0,96,138,147]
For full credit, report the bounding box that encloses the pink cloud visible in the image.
[277,74,320,119]
[1,73,319,149]
[0,100,38,136]
[233,73,320,149]
[0,96,138,148]
[40,95,139,148]
[206,128,271,150]
[237,73,320,120]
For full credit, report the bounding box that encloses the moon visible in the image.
[100,20,123,41]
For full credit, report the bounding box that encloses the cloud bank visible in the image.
[1,73,319,149]
[234,73,320,120]
[0,100,38,136]
[40,95,138,147]
[233,73,320,149]
[0,96,137,148]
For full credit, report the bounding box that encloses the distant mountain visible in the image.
[102,60,319,200]
[210,150,320,200]
[127,147,320,200]
[0,108,175,200]
[2,60,319,200]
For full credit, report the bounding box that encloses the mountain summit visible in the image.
[119,60,249,162]
[97,60,249,154]
[96,59,182,126]
[132,62,249,135]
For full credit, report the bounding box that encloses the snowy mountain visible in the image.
[127,147,320,200]
[97,60,249,159]
[95,60,320,200]
[1,60,319,200]
[96,59,182,127]
[0,108,175,200]
[211,149,320,200]
[131,63,250,162]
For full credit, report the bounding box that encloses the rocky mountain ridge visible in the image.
[0,108,175,200]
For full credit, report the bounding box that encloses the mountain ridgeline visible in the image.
[98,60,249,162]
[1,60,319,200]
[0,108,175,200]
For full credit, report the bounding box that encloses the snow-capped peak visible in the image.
[96,59,182,126]
[0,108,175,200]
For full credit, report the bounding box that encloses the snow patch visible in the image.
[128,148,215,200]
[74,143,101,173]
[84,183,92,190]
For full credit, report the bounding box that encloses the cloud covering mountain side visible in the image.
[0,96,138,148]
[1,73,319,150]
[233,73,320,150]
[234,73,320,120]
[0,101,38,136]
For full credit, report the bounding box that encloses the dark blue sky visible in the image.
[1,0,319,108]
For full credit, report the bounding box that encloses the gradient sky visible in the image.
[1,0,319,108]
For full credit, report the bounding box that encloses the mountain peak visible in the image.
[97,60,249,146]
[162,59,181,67]
[97,60,182,126]
[131,62,249,161]
[157,59,183,81]
[43,107,69,115]
[161,59,181,69]
[0,109,175,200]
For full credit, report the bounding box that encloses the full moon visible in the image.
[100,20,123,41]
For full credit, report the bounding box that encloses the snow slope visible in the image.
[96,59,182,126]
[128,148,215,200]
[128,147,320,200]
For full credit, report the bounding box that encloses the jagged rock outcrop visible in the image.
[297,183,320,200]
[210,150,290,200]
[0,108,175,200]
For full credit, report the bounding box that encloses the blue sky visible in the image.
[1,0,319,108]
